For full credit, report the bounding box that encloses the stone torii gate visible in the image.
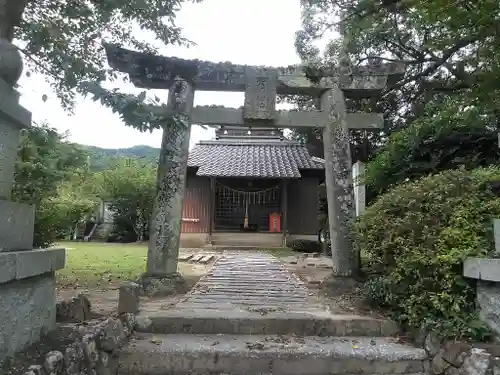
[104,44,404,290]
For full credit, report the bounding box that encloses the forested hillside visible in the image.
[80,145,160,171]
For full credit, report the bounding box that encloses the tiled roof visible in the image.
[188,140,324,178]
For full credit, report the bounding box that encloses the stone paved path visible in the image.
[175,251,321,312]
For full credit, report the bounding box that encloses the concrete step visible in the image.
[135,309,400,337]
[211,233,283,247]
[204,245,287,251]
[120,333,428,375]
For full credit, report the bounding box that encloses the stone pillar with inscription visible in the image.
[321,81,356,277]
[319,44,401,277]
[140,78,193,296]
[0,40,65,363]
[322,18,366,277]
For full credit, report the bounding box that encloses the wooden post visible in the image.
[281,179,288,247]
[208,177,216,245]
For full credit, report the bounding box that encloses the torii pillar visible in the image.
[140,78,193,296]
[320,59,404,276]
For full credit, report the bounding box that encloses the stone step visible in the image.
[189,290,310,297]
[120,333,428,375]
[172,302,310,310]
[135,309,400,337]
[179,253,218,264]
[205,245,286,251]
[199,277,302,283]
[199,254,214,264]
[179,254,193,261]
[191,254,205,262]
[177,298,310,306]
[193,282,312,295]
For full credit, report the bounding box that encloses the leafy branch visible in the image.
[7,0,203,132]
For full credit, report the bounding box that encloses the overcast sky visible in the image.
[17,0,303,150]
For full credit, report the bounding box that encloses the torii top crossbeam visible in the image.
[104,44,404,98]
[104,44,405,130]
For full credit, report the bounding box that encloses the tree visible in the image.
[365,96,500,198]
[294,0,500,232]
[49,170,100,239]
[2,0,207,267]
[296,0,500,125]
[96,158,156,242]
[3,0,200,129]
[81,145,160,172]
[12,122,96,247]
[291,0,500,179]
[13,123,88,204]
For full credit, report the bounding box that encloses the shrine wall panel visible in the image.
[181,172,210,233]
[287,177,320,235]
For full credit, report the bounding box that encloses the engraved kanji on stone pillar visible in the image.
[146,78,194,281]
[321,84,356,277]
[321,58,404,277]
[243,67,277,121]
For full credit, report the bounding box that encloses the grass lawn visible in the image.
[55,241,147,289]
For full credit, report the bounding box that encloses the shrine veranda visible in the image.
[104,44,405,278]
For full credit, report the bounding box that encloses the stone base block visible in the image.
[0,200,35,251]
[463,257,500,282]
[0,272,57,363]
[118,282,140,314]
[137,273,189,297]
[0,248,65,284]
[477,281,500,338]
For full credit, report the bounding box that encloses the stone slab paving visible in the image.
[175,251,323,312]
[179,252,218,264]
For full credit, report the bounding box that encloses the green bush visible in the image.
[354,167,500,340]
[291,239,320,253]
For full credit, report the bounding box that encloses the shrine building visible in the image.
[180,126,325,248]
